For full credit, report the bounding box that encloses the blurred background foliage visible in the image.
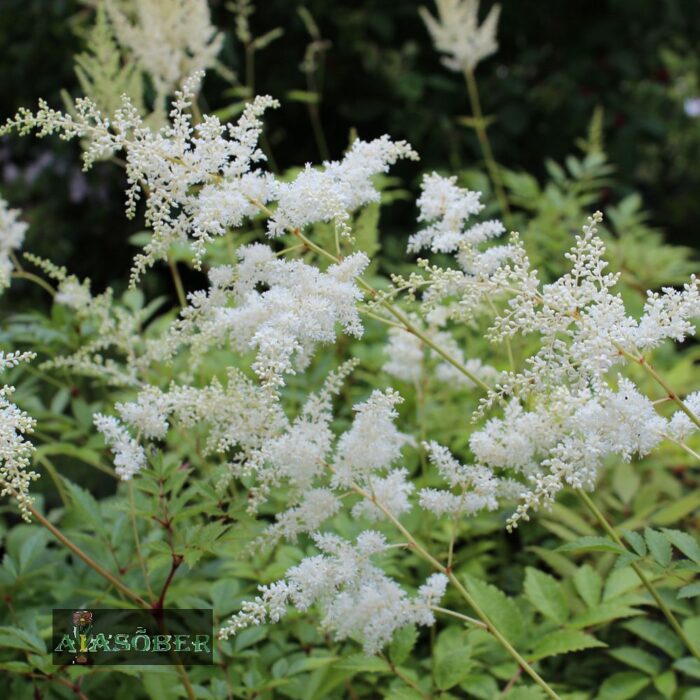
[1,0,699,301]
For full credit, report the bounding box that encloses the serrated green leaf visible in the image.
[679,582,700,599]
[573,564,602,607]
[597,671,650,699]
[623,530,647,557]
[558,536,626,554]
[462,574,524,643]
[389,624,417,666]
[570,601,641,628]
[530,630,605,661]
[523,567,568,624]
[661,528,700,564]
[434,640,472,690]
[622,619,684,659]
[645,528,672,568]
[608,646,662,675]
[672,656,700,680]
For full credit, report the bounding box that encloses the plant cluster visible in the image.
[0,2,699,699]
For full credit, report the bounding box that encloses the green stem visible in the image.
[27,501,149,608]
[167,255,187,308]
[463,68,512,228]
[11,271,56,297]
[577,488,700,662]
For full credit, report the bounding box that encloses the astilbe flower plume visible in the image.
[0,351,39,521]
[419,0,501,72]
[0,196,28,292]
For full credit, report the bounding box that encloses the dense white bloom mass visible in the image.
[267,136,418,238]
[0,196,28,292]
[0,351,39,521]
[420,0,501,72]
[220,531,448,654]
[106,0,223,104]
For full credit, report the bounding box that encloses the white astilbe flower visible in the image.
[141,245,369,389]
[0,351,39,521]
[667,392,700,442]
[352,468,415,521]
[419,441,518,517]
[469,378,668,528]
[383,326,425,383]
[106,0,223,105]
[116,387,170,440]
[420,0,501,72]
[223,245,369,387]
[267,136,418,238]
[263,488,342,545]
[408,173,498,254]
[332,389,410,488]
[0,197,28,292]
[93,413,147,480]
[383,319,499,390]
[219,532,447,654]
[4,79,279,282]
[55,276,93,311]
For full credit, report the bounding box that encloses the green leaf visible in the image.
[570,601,641,628]
[661,528,700,564]
[612,462,640,504]
[573,564,602,607]
[334,655,388,674]
[433,640,472,690]
[608,646,662,675]
[622,619,684,659]
[557,536,626,554]
[672,656,700,680]
[623,530,647,557]
[389,625,417,666]
[653,670,677,699]
[597,671,650,699]
[679,582,700,599]
[505,689,546,700]
[530,630,605,661]
[0,626,46,653]
[462,574,524,643]
[63,479,107,536]
[651,491,700,526]
[457,673,498,699]
[645,528,672,568]
[523,567,568,624]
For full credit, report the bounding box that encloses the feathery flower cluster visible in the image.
[93,413,147,480]
[469,379,669,527]
[383,318,499,389]
[219,531,448,654]
[0,351,39,521]
[419,0,501,72]
[267,136,418,238]
[147,246,369,388]
[408,174,700,524]
[2,78,278,281]
[419,441,522,517]
[105,0,223,104]
[0,196,27,292]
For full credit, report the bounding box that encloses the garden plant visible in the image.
[1,1,700,698]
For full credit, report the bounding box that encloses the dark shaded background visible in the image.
[1,0,699,296]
